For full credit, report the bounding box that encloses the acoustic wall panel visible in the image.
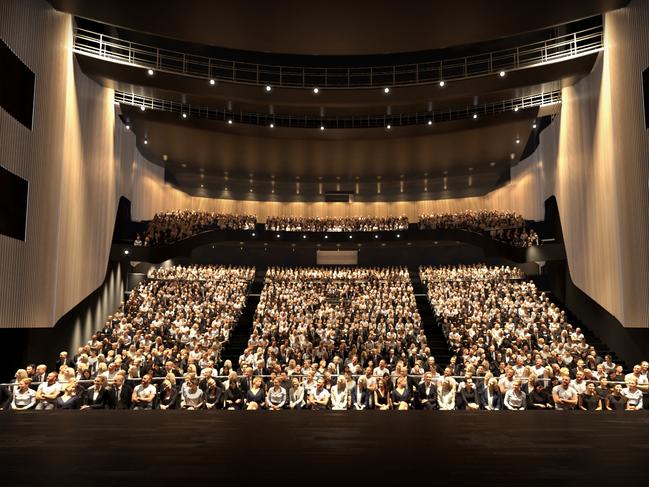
[0,38,35,130]
[0,165,28,240]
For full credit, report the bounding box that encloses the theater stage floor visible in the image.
[1,411,648,485]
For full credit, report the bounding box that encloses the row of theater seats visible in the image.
[2,265,646,411]
[134,210,539,247]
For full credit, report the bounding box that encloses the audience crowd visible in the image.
[418,210,540,247]
[265,216,409,232]
[1,264,646,411]
[135,211,256,246]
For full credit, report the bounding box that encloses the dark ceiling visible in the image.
[49,0,627,55]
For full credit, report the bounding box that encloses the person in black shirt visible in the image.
[458,379,480,410]
[606,383,627,411]
[595,377,610,403]
[527,381,553,410]
[578,382,602,411]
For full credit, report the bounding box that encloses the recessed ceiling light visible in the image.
[499,71,506,77]
[265,84,272,92]
[209,79,216,85]
[384,87,390,94]
[427,120,432,125]
[146,68,154,76]
[313,87,319,94]
[439,80,445,87]
[227,119,233,124]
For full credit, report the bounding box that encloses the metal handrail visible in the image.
[73,25,603,89]
[114,89,561,129]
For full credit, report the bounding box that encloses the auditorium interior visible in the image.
[1,0,648,483]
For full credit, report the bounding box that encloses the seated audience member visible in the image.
[595,378,610,403]
[307,378,331,410]
[110,374,132,409]
[288,378,305,410]
[158,379,179,410]
[81,376,109,410]
[55,382,80,409]
[504,381,527,411]
[458,378,480,411]
[204,379,224,410]
[10,378,36,411]
[351,377,369,410]
[266,378,287,411]
[131,375,156,410]
[606,384,627,411]
[224,373,244,410]
[481,378,503,411]
[31,364,47,387]
[375,379,392,411]
[438,378,456,411]
[181,379,204,410]
[246,376,265,410]
[552,375,579,410]
[392,377,412,410]
[578,381,602,411]
[330,377,349,411]
[527,382,553,410]
[418,372,438,410]
[622,379,643,411]
[35,372,61,410]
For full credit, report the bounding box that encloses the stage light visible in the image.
[249,188,253,192]
[514,106,520,112]
[124,250,129,255]
[384,87,390,94]
[252,232,256,237]
[209,79,216,85]
[146,68,154,76]
[396,234,401,238]
[269,123,274,128]
[140,105,146,111]
[182,112,187,119]
[473,113,478,119]
[375,234,379,239]
[516,138,521,144]
[303,235,307,239]
[143,138,148,145]
[320,125,325,131]
[532,123,537,129]
[313,87,319,94]
[349,235,353,239]
[228,119,233,124]
[265,84,272,92]
[427,120,432,126]
[324,235,328,239]
[276,234,280,238]
[439,80,445,87]
[200,184,204,188]
[386,124,391,130]
[499,71,506,77]
[125,124,130,130]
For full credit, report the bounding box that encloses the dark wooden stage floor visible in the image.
[1,412,648,485]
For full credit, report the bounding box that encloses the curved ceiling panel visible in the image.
[49,0,627,55]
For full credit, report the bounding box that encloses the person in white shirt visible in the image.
[266,378,287,410]
[622,378,643,411]
[131,374,156,410]
[552,375,578,410]
[330,377,349,410]
[11,378,36,410]
[35,372,61,410]
[288,378,305,409]
[504,381,526,410]
[307,378,330,410]
[570,371,587,395]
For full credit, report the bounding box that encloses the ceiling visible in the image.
[49,0,627,55]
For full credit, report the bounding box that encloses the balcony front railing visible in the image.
[74,24,603,89]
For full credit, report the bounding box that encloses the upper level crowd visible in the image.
[2,264,646,412]
[419,210,540,247]
[265,216,409,232]
[134,211,256,246]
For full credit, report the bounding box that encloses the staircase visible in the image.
[409,267,452,367]
[220,268,266,369]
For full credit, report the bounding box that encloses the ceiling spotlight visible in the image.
[516,138,521,144]
[324,235,328,239]
[532,123,537,129]
[227,119,233,124]
[276,234,280,238]
[303,235,307,239]
[143,138,148,145]
[514,106,520,112]
[269,123,274,128]
[439,80,445,87]
[209,79,216,85]
[375,234,379,239]
[224,187,228,191]
[384,87,390,94]
[320,125,325,131]
[125,124,130,130]
[249,188,253,192]
[182,112,187,119]
[252,232,256,237]
[313,87,319,94]
[146,68,154,76]
[200,184,204,188]
[499,71,506,77]
[124,250,129,255]
[140,105,146,112]
[349,235,353,239]
[265,84,272,92]
[386,124,391,130]
[396,234,401,238]
[472,113,478,119]
[427,120,432,126]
